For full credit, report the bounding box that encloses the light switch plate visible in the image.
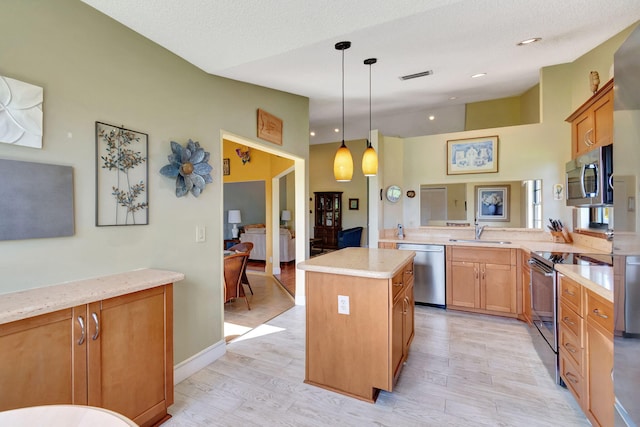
[196,225,206,242]
[338,295,349,315]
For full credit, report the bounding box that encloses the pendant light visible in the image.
[362,57,378,176]
[333,41,353,182]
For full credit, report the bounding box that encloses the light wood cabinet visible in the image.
[566,79,613,158]
[521,250,532,324]
[557,274,613,427]
[314,191,342,249]
[378,242,396,249]
[446,246,517,316]
[585,289,614,427]
[0,285,173,427]
[305,257,414,403]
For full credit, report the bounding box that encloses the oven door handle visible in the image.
[528,259,554,276]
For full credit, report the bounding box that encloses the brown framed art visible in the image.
[447,135,498,175]
[349,198,359,210]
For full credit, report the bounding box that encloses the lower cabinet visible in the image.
[0,285,173,427]
[305,258,414,402]
[446,246,517,316]
[558,274,613,427]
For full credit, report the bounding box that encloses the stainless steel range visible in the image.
[528,251,613,385]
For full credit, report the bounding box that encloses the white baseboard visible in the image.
[174,340,226,384]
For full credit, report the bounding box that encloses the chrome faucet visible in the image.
[475,220,486,240]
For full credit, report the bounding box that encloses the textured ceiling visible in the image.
[81,0,640,143]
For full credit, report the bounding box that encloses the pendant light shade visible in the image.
[333,41,353,182]
[334,141,354,182]
[362,57,378,177]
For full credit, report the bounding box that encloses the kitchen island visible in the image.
[298,247,415,403]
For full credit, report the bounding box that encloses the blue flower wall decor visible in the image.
[160,139,212,197]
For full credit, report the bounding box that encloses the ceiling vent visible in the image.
[400,70,433,81]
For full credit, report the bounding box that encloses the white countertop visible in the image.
[555,264,613,302]
[0,269,185,325]
[298,247,415,279]
[0,405,137,426]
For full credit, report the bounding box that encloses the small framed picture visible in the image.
[349,198,359,210]
[476,185,510,221]
[223,158,230,176]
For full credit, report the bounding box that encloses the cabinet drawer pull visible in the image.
[77,316,85,346]
[592,309,609,319]
[565,372,579,384]
[393,282,403,287]
[564,342,577,353]
[405,270,413,275]
[563,316,576,326]
[91,312,100,340]
[563,289,576,297]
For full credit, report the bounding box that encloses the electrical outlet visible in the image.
[338,295,350,315]
[195,225,206,243]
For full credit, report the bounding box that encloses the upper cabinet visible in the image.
[566,79,614,159]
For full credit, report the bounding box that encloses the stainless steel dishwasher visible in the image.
[397,243,445,307]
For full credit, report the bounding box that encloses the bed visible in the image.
[240,226,295,262]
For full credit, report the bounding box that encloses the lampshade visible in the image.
[281,210,291,221]
[228,209,241,224]
[333,41,353,182]
[362,144,378,176]
[362,57,378,177]
[334,141,354,182]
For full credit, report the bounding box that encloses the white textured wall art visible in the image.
[0,75,43,148]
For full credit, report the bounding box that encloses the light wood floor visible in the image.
[223,272,294,342]
[169,304,588,426]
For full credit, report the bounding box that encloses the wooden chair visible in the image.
[223,252,250,310]
[228,242,254,295]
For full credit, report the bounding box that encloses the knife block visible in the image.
[550,231,566,243]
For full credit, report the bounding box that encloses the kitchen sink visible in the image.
[448,239,512,245]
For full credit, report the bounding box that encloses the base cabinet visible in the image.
[305,258,414,402]
[446,246,517,316]
[0,285,173,427]
[558,274,613,427]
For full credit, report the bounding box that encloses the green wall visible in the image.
[0,0,309,364]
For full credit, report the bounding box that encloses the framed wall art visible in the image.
[96,122,148,226]
[475,185,510,222]
[257,108,283,145]
[223,158,230,176]
[447,135,498,175]
[349,198,359,210]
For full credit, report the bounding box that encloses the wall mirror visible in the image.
[386,185,402,203]
[419,179,543,228]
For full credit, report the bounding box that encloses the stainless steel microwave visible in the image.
[565,144,613,207]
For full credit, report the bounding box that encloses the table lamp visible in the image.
[281,210,291,228]
[228,209,242,238]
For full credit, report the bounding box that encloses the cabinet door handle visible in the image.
[91,312,100,340]
[482,269,485,280]
[77,316,85,346]
[563,316,576,326]
[564,342,577,353]
[593,309,609,319]
[565,372,579,384]
[584,128,594,146]
[563,289,576,297]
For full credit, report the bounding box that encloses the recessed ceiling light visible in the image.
[449,96,457,100]
[310,131,316,136]
[428,115,435,121]
[334,128,340,133]
[471,73,487,79]
[517,37,541,46]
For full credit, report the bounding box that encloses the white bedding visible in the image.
[240,229,295,262]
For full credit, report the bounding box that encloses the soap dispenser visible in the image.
[397,224,404,239]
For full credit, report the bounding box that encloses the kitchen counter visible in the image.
[555,264,613,302]
[298,247,415,279]
[0,268,185,325]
